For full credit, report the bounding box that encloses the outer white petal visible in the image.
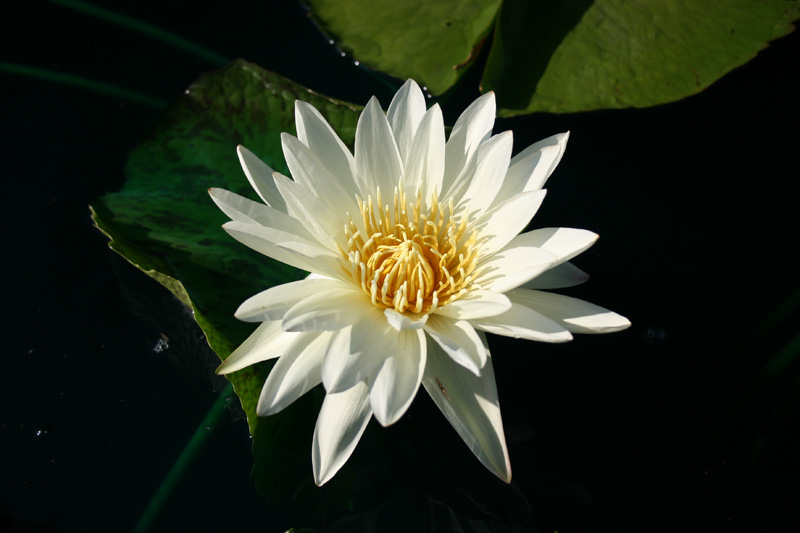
[433,289,511,320]
[294,100,357,196]
[492,132,569,207]
[518,227,598,267]
[222,220,343,279]
[442,92,496,196]
[210,188,314,240]
[256,331,330,416]
[470,302,573,343]
[422,337,511,483]
[522,262,589,289]
[475,189,548,257]
[215,321,296,374]
[312,381,373,486]
[209,188,264,226]
[354,96,403,196]
[474,245,557,294]
[387,79,427,164]
[281,133,359,216]
[402,104,445,201]
[272,172,344,252]
[282,287,372,332]
[321,313,396,393]
[368,328,426,426]
[235,277,343,322]
[458,131,513,215]
[236,145,286,212]
[509,289,631,334]
[423,315,487,375]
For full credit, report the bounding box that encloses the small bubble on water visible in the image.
[153,334,170,353]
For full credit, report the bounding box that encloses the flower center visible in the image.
[341,186,479,314]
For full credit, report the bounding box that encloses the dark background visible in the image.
[2,1,799,531]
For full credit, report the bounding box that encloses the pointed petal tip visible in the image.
[373,408,402,428]
[313,467,337,486]
[256,398,280,418]
[215,359,233,375]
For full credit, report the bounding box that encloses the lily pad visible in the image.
[91,59,361,440]
[306,0,799,115]
[304,0,502,95]
[482,0,800,115]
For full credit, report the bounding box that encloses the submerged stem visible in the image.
[46,0,229,67]
[132,382,234,533]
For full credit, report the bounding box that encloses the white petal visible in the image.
[474,244,557,294]
[282,287,371,332]
[235,277,343,322]
[470,302,573,343]
[208,188,262,225]
[442,92,496,196]
[517,227,598,267]
[492,132,568,207]
[236,145,286,212]
[424,315,487,375]
[458,131,513,215]
[384,308,428,331]
[321,313,396,393]
[215,321,296,374]
[475,189,547,257]
[422,338,511,483]
[509,289,631,334]
[354,96,403,196]
[281,133,359,216]
[222,220,343,279]
[402,104,445,202]
[256,331,330,416]
[522,262,589,289]
[272,172,343,252]
[312,381,373,486]
[210,188,313,240]
[368,328,426,426]
[434,289,511,320]
[294,100,357,196]
[387,79,427,164]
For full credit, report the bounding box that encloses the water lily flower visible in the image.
[210,80,630,486]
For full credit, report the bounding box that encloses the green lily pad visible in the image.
[306,0,798,115]
[304,0,502,95]
[482,0,800,115]
[91,59,360,443]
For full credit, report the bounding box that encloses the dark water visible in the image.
[2,1,799,531]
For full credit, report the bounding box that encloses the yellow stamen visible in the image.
[343,185,479,314]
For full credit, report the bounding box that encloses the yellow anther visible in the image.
[343,185,478,314]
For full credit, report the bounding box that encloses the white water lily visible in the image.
[210,80,629,486]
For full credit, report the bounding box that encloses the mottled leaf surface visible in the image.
[92,60,361,433]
